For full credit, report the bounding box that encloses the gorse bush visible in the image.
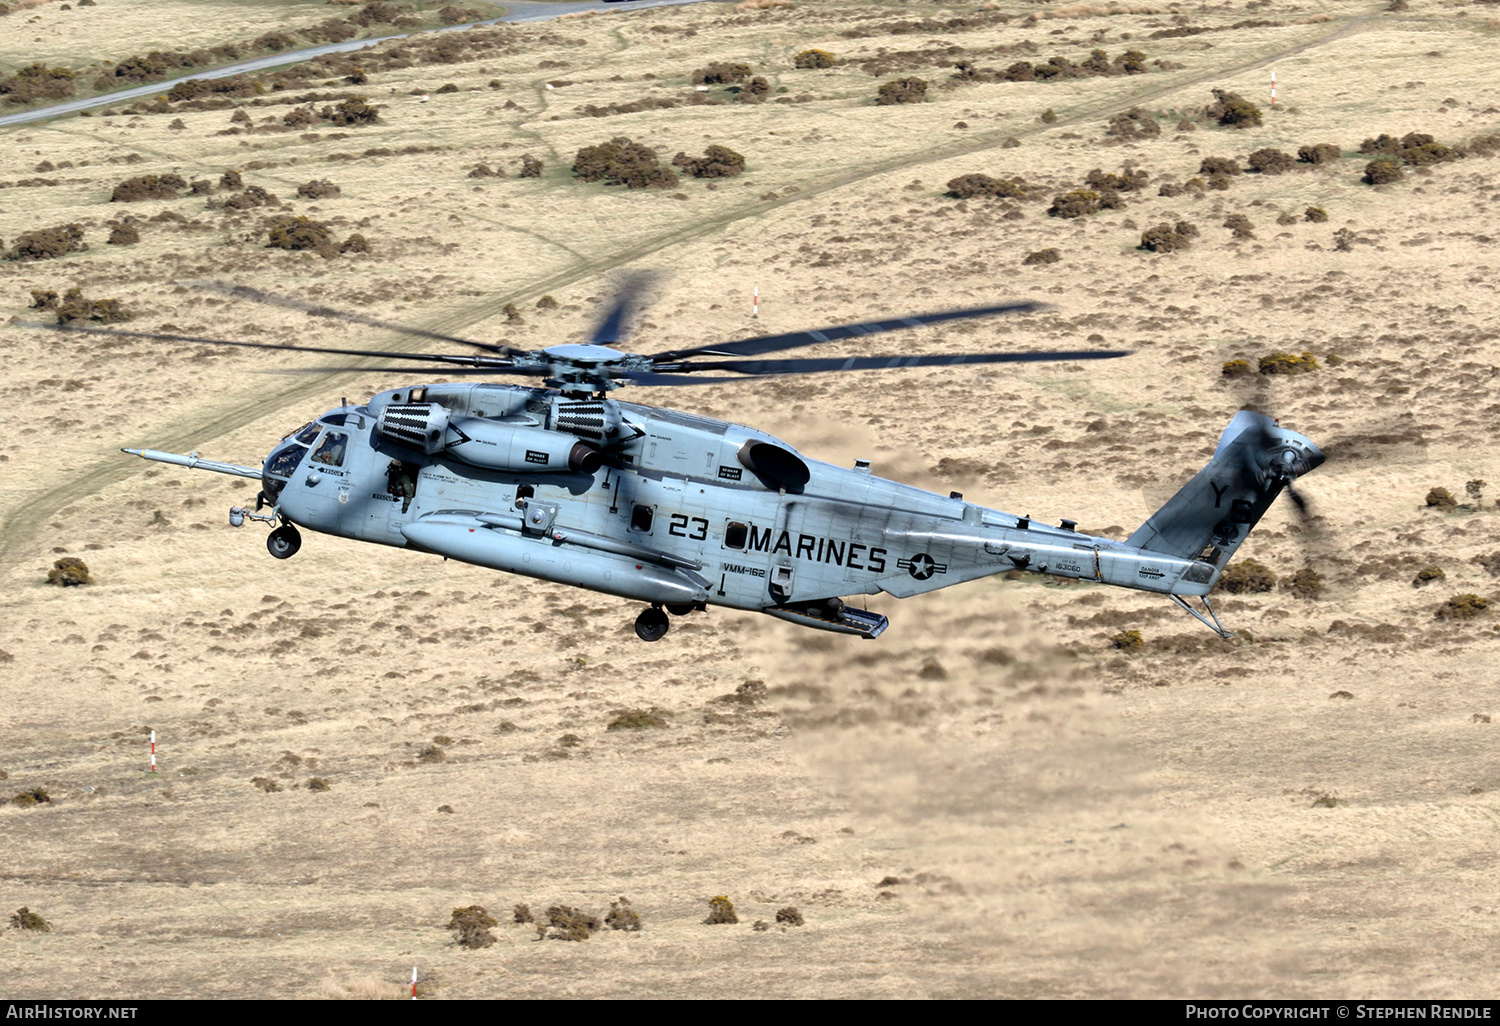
[1298,143,1340,165]
[1207,88,1262,128]
[1247,148,1296,175]
[111,174,188,201]
[296,179,342,199]
[1139,221,1198,253]
[945,173,1026,200]
[5,223,86,261]
[793,49,835,69]
[1218,559,1276,594]
[1258,351,1319,375]
[0,64,76,106]
[1048,189,1100,218]
[693,61,752,85]
[672,145,746,178]
[1106,107,1160,140]
[573,137,678,189]
[876,77,927,105]
[1363,159,1402,185]
[55,288,130,325]
[265,215,335,254]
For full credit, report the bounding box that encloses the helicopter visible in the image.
[44,282,1323,642]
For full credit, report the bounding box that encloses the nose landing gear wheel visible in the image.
[634,606,669,642]
[267,523,302,560]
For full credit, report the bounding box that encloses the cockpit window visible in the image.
[293,422,321,445]
[321,413,348,427]
[311,431,349,468]
[265,443,306,480]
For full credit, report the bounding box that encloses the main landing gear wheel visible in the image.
[634,606,669,642]
[266,523,302,560]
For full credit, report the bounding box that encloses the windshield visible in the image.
[265,442,307,480]
[290,422,320,445]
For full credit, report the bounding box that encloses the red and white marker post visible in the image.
[1270,68,1277,107]
[752,285,759,319]
[411,967,418,1000]
[149,729,156,773]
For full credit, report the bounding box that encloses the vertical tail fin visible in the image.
[1127,411,1323,582]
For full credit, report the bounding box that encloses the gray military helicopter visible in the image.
[47,282,1322,642]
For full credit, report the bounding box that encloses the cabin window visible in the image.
[292,422,321,445]
[310,431,348,468]
[724,522,748,550]
[630,504,654,532]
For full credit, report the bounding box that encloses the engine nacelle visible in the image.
[377,402,450,455]
[378,402,601,473]
[446,417,602,474]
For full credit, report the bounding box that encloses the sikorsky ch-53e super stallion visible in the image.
[43,282,1323,642]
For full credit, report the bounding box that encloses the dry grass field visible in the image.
[2,0,1499,999]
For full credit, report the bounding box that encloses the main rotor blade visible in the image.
[27,322,522,368]
[265,364,549,378]
[188,281,528,358]
[653,300,1050,362]
[667,348,1129,376]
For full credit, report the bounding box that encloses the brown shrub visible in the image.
[513,903,534,924]
[704,896,738,925]
[1258,351,1318,375]
[296,179,342,199]
[945,173,1026,199]
[775,906,804,926]
[219,169,244,190]
[55,288,130,325]
[5,223,86,261]
[1048,189,1100,218]
[1224,213,1255,239]
[1207,88,1261,128]
[518,154,543,178]
[573,137,678,189]
[876,77,927,105]
[1282,567,1323,599]
[1425,487,1457,510]
[108,222,141,245]
[1217,559,1276,594]
[1022,248,1060,265]
[340,233,369,254]
[1363,159,1402,185]
[1413,566,1445,587]
[1222,359,1252,377]
[605,897,642,932]
[448,905,498,949]
[9,908,51,932]
[794,49,836,69]
[1139,221,1197,253]
[1304,206,1328,223]
[1199,156,1241,177]
[1247,148,1296,175]
[1298,143,1341,165]
[266,215,335,255]
[1436,594,1489,621]
[29,290,57,310]
[223,185,277,210]
[693,61,752,85]
[546,905,600,941]
[111,173,188,202]
[46,555,92,586]
[1105,107,1160,140]
[320,97,379,126]
[0,64,76,106]
[672,145,746,178]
